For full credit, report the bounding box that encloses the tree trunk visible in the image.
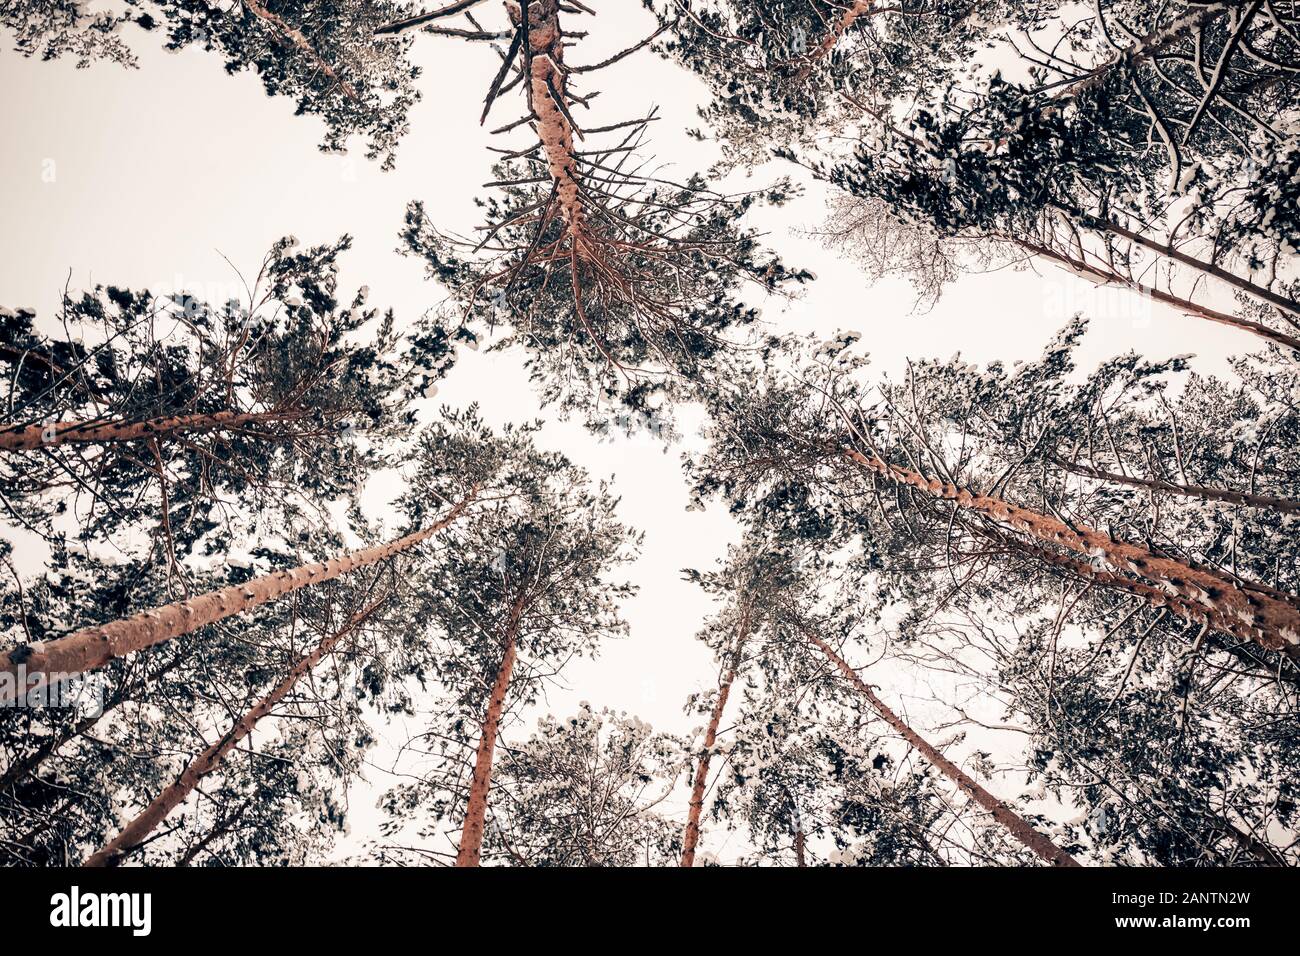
[681,607,751,867]
[842,449,1300,660]
[805,630,1081,867]
[805,1,880,67]
[83,596,388,867]
[1014,236,1300,353]
[0,409,302,452]
[455,593,526,867]
[1,490,477,702]
[1051,455,1300,515]
[509,0,587,237]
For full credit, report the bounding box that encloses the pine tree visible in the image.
[377,409,639,866]
[481,704,685,866]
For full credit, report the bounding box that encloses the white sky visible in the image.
[0,0,1258,863]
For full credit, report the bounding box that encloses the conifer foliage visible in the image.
[1,0,1298,868]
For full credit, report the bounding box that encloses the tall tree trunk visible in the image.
[1,490,477,702]
[805,630,1081,867]
[1051,455,1300,515]
[999,532,1300,689]
[1013,236,1300,353]
[455,592,526,867]
[841,449,1300,660]
[681,606,751,867]
[83,595,388,867]
[509,0,587,237]
[0,409,302,452]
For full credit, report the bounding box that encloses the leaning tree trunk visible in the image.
[681,606,751,867]
[0,490,477,702]
[0,409,302,452]
[83,595,388,867]
[455,593,527,867]
[805,630,1081,867]
[842,449,1300,660]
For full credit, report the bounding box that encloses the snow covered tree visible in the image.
[376,410,639,866]
[689,328,1300,663]
[2,1,427,169]
[480,704,685,866]
[682,536,1077,865]
[0,236,431,571]
[0,400,549,865]
[685,328,1299,865]
[0,0,140,67]
[399,0,810,430]
[663,1,1300,348]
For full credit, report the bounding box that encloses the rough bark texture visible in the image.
[1,491,477,702]
[680,607,751,867]
[0,410,300,452]
[508,0,588,238]
[806,631,1081,867]
[843,449,1300,659]
[1016,237,1300,353]
[83,596,388,867]
[454,593,526,867]
[1052,455,1300,515]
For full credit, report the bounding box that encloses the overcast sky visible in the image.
[0,0,1259,862]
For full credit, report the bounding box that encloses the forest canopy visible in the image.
[0,0,1296,869]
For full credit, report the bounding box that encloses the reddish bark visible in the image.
[0,490,478,702]
[455,592,526,866]
[681,607,751,867]
[842,449,1300,660]
[805,631,1080,867]
[83,596,388,867]
[806,1,881,67]
[509,0,588,239]
[0,409,301,452]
